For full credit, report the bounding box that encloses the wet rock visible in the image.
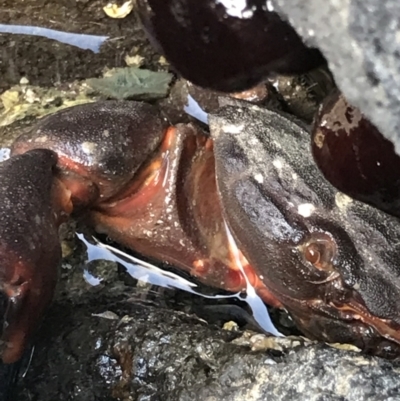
[0,0,161,91]
[15,290,400,401]
[272,0,400,153]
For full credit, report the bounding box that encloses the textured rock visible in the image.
[14,290,400,401]
[272,0,400,153]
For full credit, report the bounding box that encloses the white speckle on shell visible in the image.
[81,141,97,155]
[222,123,245,134]
[34,135,48,143]
[254,173,264,183]
[272,159,283,169]
[297,203,315,217]
[249,137,258,146]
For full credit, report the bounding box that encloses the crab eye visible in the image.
[301,233,337,271]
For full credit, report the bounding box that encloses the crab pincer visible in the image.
[1,101,166,363]
[0,149,72,363]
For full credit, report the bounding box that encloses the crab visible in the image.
[1,97,400,364]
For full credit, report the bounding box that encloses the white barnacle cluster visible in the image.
[335,192,353,210]
[216,0,255,19]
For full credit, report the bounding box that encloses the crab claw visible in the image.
[0,101,166,364]
[0,149,72,363]
[11,101,281,309]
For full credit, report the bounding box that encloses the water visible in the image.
[0,148,10,162]
[82,269,103,286]
[79,233,200,292]
[184,94,209,124]
[0,24,108,53]
[223,222,282,336]
[78,233,282,336]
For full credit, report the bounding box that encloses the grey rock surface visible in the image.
[272,0,400,152]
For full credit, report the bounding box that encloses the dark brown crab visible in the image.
[1,99,400,364]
